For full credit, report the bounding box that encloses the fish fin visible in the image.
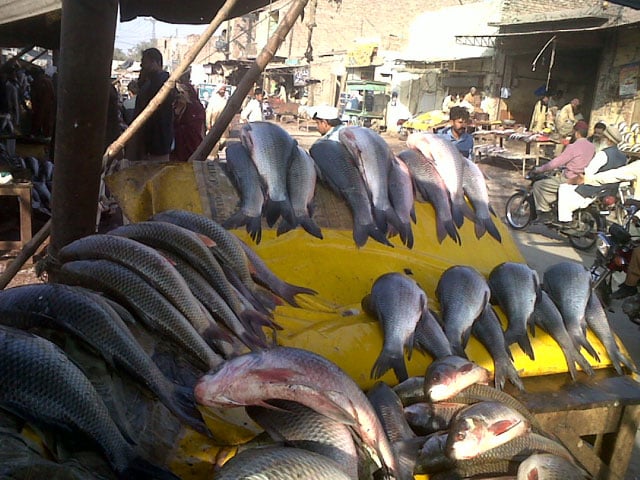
[393,437,426,480]
[474,217,487,239]
[195,233,216,248]
[371,351,409,383]
[298,216,324,239]
[449,201,465,228]
[485,218,502,242]
[170,384,213,438]
[372,207,390,233]
[240,308,282,333]
[264,199,294,227]
[123,456,180,480]
[353,223,393,248]
[223,212,263,244]
[571,347,594,378]
[517,333,536,361]
[271,283,317,308]
[579,336,601,362]
[488,419,522,436]
[493,358,525,392]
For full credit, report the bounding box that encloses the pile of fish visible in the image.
[222,122,501,248]
[362,261,636,391]
[0,209,318,479]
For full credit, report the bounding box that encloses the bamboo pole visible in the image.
[0,219,50,290]
[188,0,310,163]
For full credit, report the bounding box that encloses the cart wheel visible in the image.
[505,192,532,229]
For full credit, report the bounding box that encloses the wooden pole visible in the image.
[188,0,310,163]
[0,219,50,290]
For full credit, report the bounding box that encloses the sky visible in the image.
[114,16,207,52]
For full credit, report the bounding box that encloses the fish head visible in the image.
[194,353,263,407]
[446,416,487,460]
[424,356,490,401]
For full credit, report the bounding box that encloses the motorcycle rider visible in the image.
[611,246,640,299]
[530,120,595,224]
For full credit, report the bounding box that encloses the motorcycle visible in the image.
[504,169,634,251]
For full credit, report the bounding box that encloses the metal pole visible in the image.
[49,0,118,262]
[189,0,310,162]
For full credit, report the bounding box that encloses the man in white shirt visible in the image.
[240,87,264,123]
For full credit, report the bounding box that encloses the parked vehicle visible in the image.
[504,169,634,251]
[341,80,389,129]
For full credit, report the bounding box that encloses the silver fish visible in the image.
[222,141,265,243]
[404,402,465,435]
[414,431,453,474]
[413,308,454,360]
[543,262,599,361]
[423,355,491,402]
[366,272,426,382]
[393,376,428,406]
[310,139,392,247]
[436,265,491,357]
[461,156,501,242]
[533,290,594,380]
[0,325,179,480]
[398,148,460,244]
[194,346,400,478]
[388,155,416,248]
[488,262,539,361]
[278,146,323,239]
[517,453,588,480]
[240,121,297,226]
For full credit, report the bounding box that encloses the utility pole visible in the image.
[143,17,157,41]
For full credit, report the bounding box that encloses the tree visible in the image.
[128,40,157,60]
[113,48,128,61]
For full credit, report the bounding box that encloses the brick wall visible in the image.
[499,0,603,23]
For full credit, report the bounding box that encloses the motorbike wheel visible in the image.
[568,208,602,251]
[505,192,532,230]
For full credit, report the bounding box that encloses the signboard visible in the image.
[293,67,309,86]
[619,62,639,98]
[346,43,377,68]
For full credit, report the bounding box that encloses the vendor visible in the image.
[439,105,473,160]
[312,106,344,142]
[529,95,549,133]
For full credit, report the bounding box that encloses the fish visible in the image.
[194,346,400,478]
[365,272,426,382]
[461,156,501,241]
[214,446,352,479]
[584,291,637,375]
[367,381,416,443]
[413,308,454,360]
[543,262,600,362]
[278,146,323,239]
[398,148,460,244]
[54,258,223,370]
[445,401,531,460]
[533,290,594,380]
[517,453,588,480]
[488,262,539,361]
[472,304,524,391]
[339,126,405,236]
[0,325,179,480]
[309,139,392,247]
[245,400,359,479]
[222,141,265,243]
[414,431,453,474]
[387,155,416,248]
[393,376,428,406]
[240,121,297,226]
[436,265,491,357]
[0,284,211,437]
[404,402,466,435]
[423,355,491,402]
[474,432,574,464]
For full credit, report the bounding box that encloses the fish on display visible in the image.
[517,453,589,480]
[387,155,416,248]
[393,376,428,406]
[222,141,265,243]
[398,148,460,245]
[339,126,405,237]
[414,431,453,474]
[0,284,211,437]
[474,431,574,466]
[436,265,491,357]
[413,308,454,360]
[403,401,466,436]
[423,355,491,402]
[278,146,323,239]
[532,290,594,380]
[214,446,352,479]
[543,262,600,361]
[487,262,539,360]
[365,272,427,382]
[310,139,391,247]
[194,346,400,478]
[584,291,637,375]
[0,325,179,480]
[461,156,501,242]
[472,303,525,391]
[240,121,297,226]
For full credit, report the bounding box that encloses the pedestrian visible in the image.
[205,84,228,133]
[172,79,206,162]
[240,87,264,123]
[30,68,55,137]
[312,105,344,142]
[439,105,473,160]
[122,80,138,126]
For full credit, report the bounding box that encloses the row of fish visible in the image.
[362,261,635,392]
[223,121,501,248]
[0,209,319,479]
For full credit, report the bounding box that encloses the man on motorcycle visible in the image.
[530,121,595,224]
[556,125,626,224]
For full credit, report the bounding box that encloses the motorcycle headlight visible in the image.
[596,233,611,257]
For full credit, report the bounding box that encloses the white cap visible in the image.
[313,105,339,120]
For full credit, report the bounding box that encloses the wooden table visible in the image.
[0,182,32,252]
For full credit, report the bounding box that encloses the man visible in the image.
[588,121,607,152]
[439,105,473,159]
[556,125,626,224]
[240,87,264,123]
[132,48,174,162]
[556,98,580,137]
[531,120,595,224]
[529,95,549,132]
[312,105,344,141]
[206,84,228,133]
[463,86,477,105]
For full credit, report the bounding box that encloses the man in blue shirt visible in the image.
[439,105,473,159]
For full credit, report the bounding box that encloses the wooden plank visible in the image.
[608,404,640,479]
[535,406,623,437]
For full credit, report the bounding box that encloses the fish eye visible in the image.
[455,432,465,441]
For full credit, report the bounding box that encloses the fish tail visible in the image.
[570,347,595,377]
[612,348,637,375]
[372,207,389,233]
[240,308,282,334]
[353,223,393,248]
[441,217,461,245]
[222,211,262,242]
[371,351,409,382]
[264,199,294,227]
[460,199,477,222]
[202,323,234,348]
[169,384,212,437]
[298,216,324,240]
[579,336,601,362]
[122,456,180,480]
[517,334,536,361]
[474,218,487,239]
[393,437,426,480]
[246,216,263,244]
[494,358,525,392]
[276,219,294,236]
[485,217,502,242]
[450,202,465,228]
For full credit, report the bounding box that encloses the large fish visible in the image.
[436,265,491,357]
[0,284,210,437]
[423,356,491,402]
[584,291,636,375]
[517,453,588,480]
[413,308,454,360]
[533,290,594,380]
[461,156,501,241]
[240,121,297,226]
[339,126,404,236]
[364,272,426,382]
[246,400,359,479]
[0,325,179,480]
[194,346,400,478]
[404,402,465,435]
[472,304,524,391]
[388,155,415,248]
[310,139,391,247]
[488,262,539,360]
[414,431,453,474]
[278,146,323,239]
[543,262,600,361]
[215,446,352,479]
[393,376,428,406]
[222,141,265,243]
[398,148,460,244]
